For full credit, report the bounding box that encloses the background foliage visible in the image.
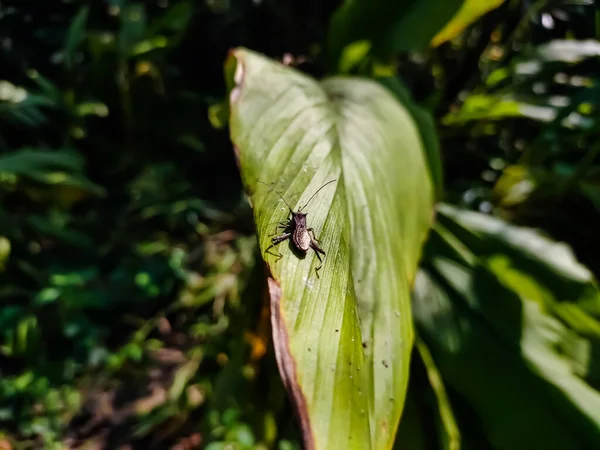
[1,0,600,449]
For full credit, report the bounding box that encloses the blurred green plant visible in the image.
[2,0,600,449]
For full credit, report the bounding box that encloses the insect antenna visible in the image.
[256,180,294,214]
[299,179,337,212]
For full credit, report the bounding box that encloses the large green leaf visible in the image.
[328,0,506,73]
[414,204,600,449]
[378,77,443,200]
[227,48,435,449]
[328,0,463,69]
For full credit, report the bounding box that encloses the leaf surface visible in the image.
[227,48,435,450]
[414,204,600,449]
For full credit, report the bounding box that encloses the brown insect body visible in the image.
[292,213,311,251]
[257,179,335,277]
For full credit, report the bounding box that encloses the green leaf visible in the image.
[0,148,104,195]
[394,340,460,450]
[147,1,194,35]
[0,236,10,272]
[328,0,462,68]
[0,81,55,130]
[414,338,460,450]
[227,48,435,450]
[119,4,147,55]
[431,0,505,47]
[377,77,443,200]
[536,39,600,63]
[441,93,595,130]
[414,204,600,449]
[64,6,89,70]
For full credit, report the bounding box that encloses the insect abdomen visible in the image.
[294,229,311,251]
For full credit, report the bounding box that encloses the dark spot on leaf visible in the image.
[335,329,339,332]
[362,341,367,348]
[327,91,345,102]
[307,348,311,352]
[382,359,388,368]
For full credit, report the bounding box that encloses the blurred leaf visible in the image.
[580,180,600,214]
[0,81,29,103]
[492,165,537,207]
[442,93,594,129]
[0,237,10,272]
[337,40,372,74]
[131,36,169,56]
[64,6,89,70]
[328,0,462,67]
[414,338,460,450]
[537,39,600,63]
[414,204,600,449]
[28,71,62,103]
[432,0,505,47]
[169,358,201,401]
[75,101,109,117]
[0,306,22,330]
[147,1,194,35]
[227,48,434,450]
[0,149,104,195]
[119,3,147,55]
[0,81,55,129]
[208,101,229,130]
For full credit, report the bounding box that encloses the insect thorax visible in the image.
[292,212,307,227]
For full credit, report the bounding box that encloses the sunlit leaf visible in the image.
[227,48,434,450]
[431,0,505,47]
[442,93,594,129]
[414,204,600,449]
[537,39,600,63]
[378,77,443,200]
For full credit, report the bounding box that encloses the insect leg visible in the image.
[268,220,292,237]
[265,232,291,261]
[272,232,292,245]
[307,227,321,244]
[310,241,326,277]
[269,225,289,237]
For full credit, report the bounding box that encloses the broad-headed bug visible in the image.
[257,179,337,277]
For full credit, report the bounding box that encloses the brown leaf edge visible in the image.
[268,277,316,450]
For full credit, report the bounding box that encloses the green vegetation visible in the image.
[1,1,600,449]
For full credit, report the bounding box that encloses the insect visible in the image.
[257,179,337,277]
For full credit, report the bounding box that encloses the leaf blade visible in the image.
[228,48,434,450]
[415,204,600,449]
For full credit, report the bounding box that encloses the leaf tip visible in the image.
[225,48,246,105]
